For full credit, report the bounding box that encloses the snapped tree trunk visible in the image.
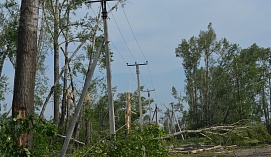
[12,0,39,149]
[53,0,60,126]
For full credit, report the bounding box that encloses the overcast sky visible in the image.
[104,0,271,111]
[2,1,271,118]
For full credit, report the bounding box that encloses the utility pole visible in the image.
[151,103,159,125]
[167,109,171,134]
[142,89,155,123]
[85,0,116,136]
[59,38,105,157]
[127,61,148,130]
[102,0,115,137]
[155,104,158,125]
[170,102,176,133]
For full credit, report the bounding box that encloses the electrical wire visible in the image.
[108,3,149,94]
[121,6,148,61]
[121,6,156,91]
[90,4,137,92]
[108,3,170,109]
[108,6,137,62]
[109,38,137,83]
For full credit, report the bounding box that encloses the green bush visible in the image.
[75,124,169,157]
[0,114,59,157]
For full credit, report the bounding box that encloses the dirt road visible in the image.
[227,145,271,157]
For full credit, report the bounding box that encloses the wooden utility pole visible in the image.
[125,92,131,135]
[155,104,158,125]
[142,89,155,123]
[151,104,159,125]
[127,61,148,130]
[170,102,176,133]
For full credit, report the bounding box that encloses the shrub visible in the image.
[75,124,169,157]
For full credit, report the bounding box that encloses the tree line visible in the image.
[175,23,271,131]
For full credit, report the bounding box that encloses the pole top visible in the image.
[85,0,117,3]
[127,61,148,66]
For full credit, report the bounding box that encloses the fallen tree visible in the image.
[159,120,271,146]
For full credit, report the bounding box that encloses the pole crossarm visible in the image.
[85,0,118,3]
[142,89,155,97]
[127,61,148,67]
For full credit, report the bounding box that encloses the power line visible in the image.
[121,6,156,91]
[109,4,150,90]
[108,4,151,95]
[109,38,137,82]
[121,6,148,61]
[139,73,146,88]
[92,3,138,92]
[147,64,155,89]
[108,5,137,62]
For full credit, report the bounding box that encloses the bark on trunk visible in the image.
[53,0,60,126]
[12,0,40,149]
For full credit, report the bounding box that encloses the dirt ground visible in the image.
[171,145,271,157]
[224,145,271,157]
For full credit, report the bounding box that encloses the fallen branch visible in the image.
[57,134,85,145]
[171,145,237,154]
[157,125,241,140]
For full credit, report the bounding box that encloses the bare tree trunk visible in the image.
[59,39,69,128]
[269,70,271,128]
[66,90,71,132]
[53,0,60,126]
[85,121,91,145]
[74,115,81,148]
[85,93,91,145]
[37,0,45,61]
[205,52,210,126]
[0,48,8,77]
[126,92,131,135]
[12,0,39,149]
[59,1,70,129]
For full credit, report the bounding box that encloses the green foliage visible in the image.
[0,0,18,108]
[0,115,31,156]
[75,124,169,157]
[0,114,59,157]
[0,0,19,60]
[223,122,271,146]
[32,118,60,156]
[201,121,271,146]
[175,23,271,129]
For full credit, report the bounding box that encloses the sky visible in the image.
[105,0,271,111]
[1,0,271,119]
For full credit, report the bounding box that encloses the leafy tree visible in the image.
[0,114,59,156]
[175,35,201,128]
[0,0,18,106]
[175,23,219,128]
[175,24,270,130]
